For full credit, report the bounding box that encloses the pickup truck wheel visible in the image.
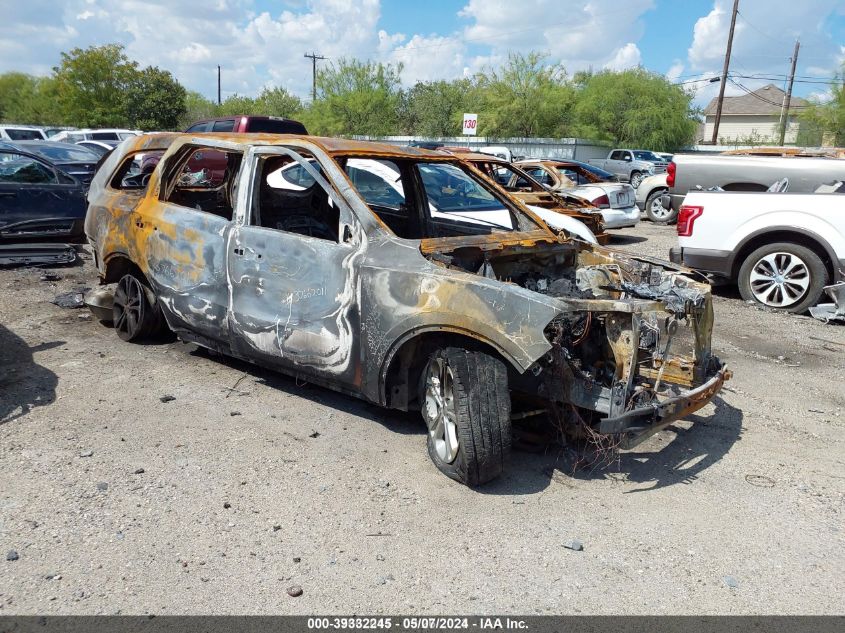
[113,273,166,342]
[645,189,675,223]
[420,348,511,486]
[629,171,644,188]
[738,243,828,313]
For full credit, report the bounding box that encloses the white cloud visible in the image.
[458,0,655,74]
[604,43,641,71]
[686,0,843,106]
[666,61,685,81]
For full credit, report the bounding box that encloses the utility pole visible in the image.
[217,65,221,106]
[710,0,740,145]
[778,40,800,145]
[304,52,326,102]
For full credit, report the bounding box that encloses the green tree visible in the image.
[53,44,138,127]
[256,87,303,118]
[474,52,576,138]
[798,66,845,146]
[0,73,61,124]
[217,94,260,116]
[180,91,218,129]
[401,79,472,136]
[305,58,403,136]
[572,68,698,150]
[125,66,187,130]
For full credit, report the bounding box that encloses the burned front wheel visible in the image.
[113,273,166,342]
[420,348,511,486]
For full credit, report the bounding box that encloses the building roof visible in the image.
[703,84,809,116]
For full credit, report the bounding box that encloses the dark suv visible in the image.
[185,116,308,135]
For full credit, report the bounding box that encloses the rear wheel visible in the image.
[738,242,827,313]
[420,348,511,486]
[113,273,166,342]
[645,189,675,223]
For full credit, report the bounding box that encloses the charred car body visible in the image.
[85,133,730,486]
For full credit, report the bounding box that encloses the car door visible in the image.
[0,151,85,239]
[227,145,365,385]
[140,140,242,343]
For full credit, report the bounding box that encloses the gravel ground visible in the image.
[0,222,843,615]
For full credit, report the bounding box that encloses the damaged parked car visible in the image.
[515,159,640,229]
[0,146,88,240]
[85,133,730,486]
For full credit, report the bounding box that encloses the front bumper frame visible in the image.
[599,365,731,449]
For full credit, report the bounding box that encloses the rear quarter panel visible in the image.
[678,192,845,258]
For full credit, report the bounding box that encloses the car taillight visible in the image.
[594,194,610,208]
[667,161,676,187]
[677,205,703,237]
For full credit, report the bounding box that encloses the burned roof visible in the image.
[174,132,451,159]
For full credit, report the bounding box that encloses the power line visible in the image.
[727,77,811,108]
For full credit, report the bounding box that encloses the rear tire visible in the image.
[737,242,827,313]
[645,189,675,223]
[420,347,511,486]
[113,273,167,342]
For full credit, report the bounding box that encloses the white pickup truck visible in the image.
[669,187,845,313]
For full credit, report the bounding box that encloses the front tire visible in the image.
[113,273,166,342]
[645,189,675,223]
[738,242,827,313]
[629,171,644,188]
[420,348,511,486]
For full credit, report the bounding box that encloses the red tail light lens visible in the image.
[666,161,676,187]
[593,194,610,208]
[677,205,703,237]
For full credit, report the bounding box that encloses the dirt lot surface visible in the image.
[1,222,843,615]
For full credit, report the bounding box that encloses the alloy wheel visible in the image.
[113,275,145,340]
[422,357,459,463]
[749,252,810,307]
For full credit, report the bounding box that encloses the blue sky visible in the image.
[0,0,842,108]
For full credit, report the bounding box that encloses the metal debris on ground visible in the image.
[40,272,62,281]
[809,283,845,324]
[159,395,176,403]
[563,540,584,551]
[51,287,90,309]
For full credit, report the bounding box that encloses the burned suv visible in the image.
[85,133,730,486]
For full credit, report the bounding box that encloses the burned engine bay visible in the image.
[422,235,722,447]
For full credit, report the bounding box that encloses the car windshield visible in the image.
[31,144,98,162]
[417,163,518,230]
[341,158,537,236]
[633,151,664,162]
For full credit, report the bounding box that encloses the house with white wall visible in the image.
[701,84,808,144]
